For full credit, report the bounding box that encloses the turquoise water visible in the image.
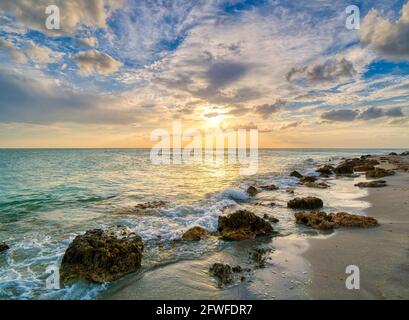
[0,148,405,299]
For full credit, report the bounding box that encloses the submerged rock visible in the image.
[254,201,276,207]
[60,229,144,284]
[290,171,303,179]
[218,210,274,240]
[366,168,395,178]
[117,200,167,215]
[182,226,209,241]
[209,263,244,286]
[287,197,323,210]
[247,186,259,197]
[263,213,279,223]
[295,211,378,230]
[0,242,9,253]
[259,184,278,191]
[355,180,387,188]
[300,176,318,184]
[250,248,271,268]
[304,181,329,189]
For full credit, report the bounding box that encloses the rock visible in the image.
[60,229,144,284]
[300,176,318,184]
[366,168,395,179]
[118,200,167,215]
[400,151,409,156]
[218,210,274,240]
[316,165,334,176]
[304,181,329,189]
[247,186,259,197]
[254,201,276,207]
[182,226,209,241]
[295,211,378,230]
[263,214,279,223]
[209,263,241,286]
[290,171,303,179]
[355,180,387,188]
[331,212,378,228]
[250,248,271,267]
[287,197,323,210]
[389,152,398,156]
[335,158,379,175]
[354,164,375,172]
[259,184,278,191]
[0,242,9,253]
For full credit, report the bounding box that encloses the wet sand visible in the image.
[304,171,409,299]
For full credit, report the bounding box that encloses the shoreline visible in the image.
[303,160,409,299]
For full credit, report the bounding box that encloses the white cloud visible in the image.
[74,50,122,75]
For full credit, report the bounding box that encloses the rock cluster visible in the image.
[355,180,387,188]
[365,168,395,178]
[334,158,379,175]
[182,226,209,241]
[209,263,245,286]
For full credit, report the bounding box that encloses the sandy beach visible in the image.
[304,157,409,299]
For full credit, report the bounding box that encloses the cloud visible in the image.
[0,0,123,35]
[0,69,138,124]
[77,37,98,48]
[0,38,27,64]
[205,61,249,88]
[74,50,122,75]
[322,107,404,122]
[360,2,409,59]
[287,58,357,84]
[255,99,286,118]
[280,121,302,130]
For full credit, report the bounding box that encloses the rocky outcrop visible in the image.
[334,158,379,175]
[400,151,409,156]
[0,242,9,253]
[316,165,334,176]
[246,186,259,197]
[263,214,279,223]
[290,171,303,179]
[209,263,244,286]
[118,200,167,215]
[182,226,209,241]
[218,210,274,240]
[355,180,387,188]
[60,228,144,284]
[259,184,278,191]
[354,164,375,172]
[295,211,378,230]
[366,168,395,178]
[287,197,324,210]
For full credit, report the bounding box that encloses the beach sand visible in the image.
[304,161,409,299]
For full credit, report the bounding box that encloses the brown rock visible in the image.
[182,226,209,241]
[263,213,279,223]
[259,184,278,191]
[60,229,144,284]
[295,211,378,230]
[300,176,318,184]
[209,263,243,286]
[316,165,334,176]
[335,158,380,175]
[366,168,395,179]
[355,180,387,188]
[0,242,9,253]
[218,210,274,241]
[304,182,329,189]
[354,164,375,172]
[247,186,259,197]
[117,200,167,215]
[250,248,271,267]
[290,171,303,179]
[287,197,324,210]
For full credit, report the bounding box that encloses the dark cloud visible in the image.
[205,61,249,88]
[287,58,356,83]
[0,70,138,124]
[255,99,286,118]
[321,109,359,122]
[321,107,404,122]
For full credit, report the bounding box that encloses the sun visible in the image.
[206,114,224,128]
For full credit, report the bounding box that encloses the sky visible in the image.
[0,0,409,148]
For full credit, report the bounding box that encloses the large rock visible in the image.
[60,229,144,284]
[287,197,323,210]
[290,171,303,179]
[0,242,9,253]
[335,158,379,175]
[182,226,209,241]
[355,180,387,188]
[218,210,274,240]
[295,211,378,230]
[246,186,259,197]
[354,164,375,172]
[366,168,395,178]
[209,263,243,287]
[400,151,409,156]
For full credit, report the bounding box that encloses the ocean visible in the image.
[0,148,405,299]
